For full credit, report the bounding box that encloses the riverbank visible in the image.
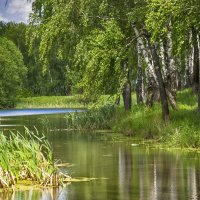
[59,89,200,149]
[16,89,200,149]
[112,89,200,149]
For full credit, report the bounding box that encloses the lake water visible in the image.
[0,109,200,200]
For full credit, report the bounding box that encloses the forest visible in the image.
[0,0,200,147]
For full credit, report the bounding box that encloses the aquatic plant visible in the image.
[0,128,70,189]
[65,104,116,130]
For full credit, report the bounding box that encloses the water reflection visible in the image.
[117,145,200,200]
[0,113,199,200]
[4,144,197,200]
[0,187,69,200]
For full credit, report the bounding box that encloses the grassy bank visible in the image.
[16,95,85,109]
[16,90,200,149]
[112,89,200,149]
[16,94,118,109]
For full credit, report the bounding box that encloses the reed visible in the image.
[0,128,70,189]
[65,104,116,130]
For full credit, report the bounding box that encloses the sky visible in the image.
[0,0,33,23]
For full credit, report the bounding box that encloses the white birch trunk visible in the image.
[166,23,177,96]
[189,30,194,77]
[132,24,157,106]
[160,39,177,110]
[136,37,145,104]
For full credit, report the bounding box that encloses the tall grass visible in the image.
[65,104,116,130]
[0,128,69,189]
[112,104,164,140]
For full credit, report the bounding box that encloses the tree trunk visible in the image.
[132,24,157,107]
[177,68,182,90]
[198,34,200,113]
[185,53,192,88]
[152,43,169,122]
[136,38,144,104]
[145,67,157,107]
[167,28,177,97]
[160,40,177,110]
[145,36,159,107]
[122,61,132,111]
[192,28,199,93]
[188,30,194,85]
[123,81,132,110]
[184,31,192,88]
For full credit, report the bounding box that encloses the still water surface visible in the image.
[0,109,200,200]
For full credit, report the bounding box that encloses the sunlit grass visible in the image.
[16,95,85,109]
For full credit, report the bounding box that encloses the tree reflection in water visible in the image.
[117,145,199,200]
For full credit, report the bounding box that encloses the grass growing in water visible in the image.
[65,104,116,130]
[0,128,69,189]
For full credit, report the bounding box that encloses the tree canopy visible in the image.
[0,37,27,107]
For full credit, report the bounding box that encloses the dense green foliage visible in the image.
[27,0,135,100]
[0,21,69,97]
[0,37,26,107]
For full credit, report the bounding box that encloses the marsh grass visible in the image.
[65,104,116,130]
[0,128,70,190]
[112,89,200,148]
